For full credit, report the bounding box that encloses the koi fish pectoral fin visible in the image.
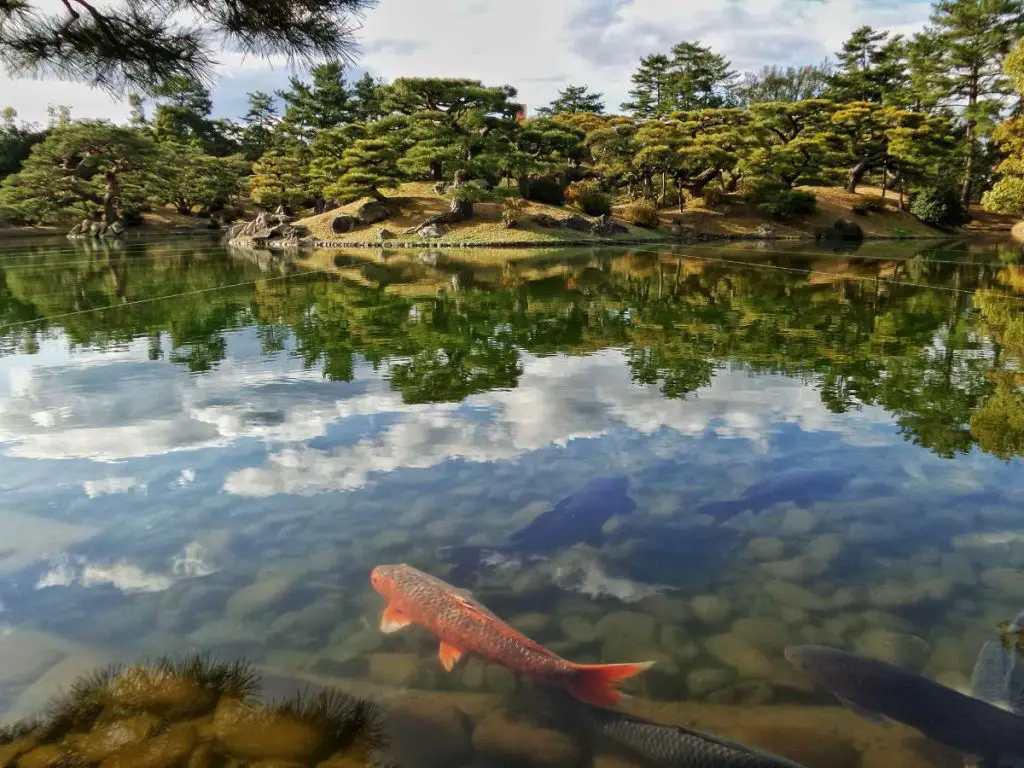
[380,604,413,634]
[439,641,464,672]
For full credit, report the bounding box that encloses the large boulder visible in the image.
[330,215,358,235]
[530,213,562,228]
[357,200,392,225]
[816,218,864,242]
[378,228,394,240]
[418,223,448,239]
[89,222,106,237]
[592,214,628,236]
[563,215,592,232]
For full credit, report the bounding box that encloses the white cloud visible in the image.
[222,349,893,497]
[82,476,146,498]
[0,0,934,124]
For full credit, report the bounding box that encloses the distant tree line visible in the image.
[1,0,1023,228]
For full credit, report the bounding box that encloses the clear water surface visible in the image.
[0,235,1023,767]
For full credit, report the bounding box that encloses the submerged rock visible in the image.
[225,576,293,620]
[383,699,473,768]
[704,632,775,678]
[597,612,657,661]
[690,594,732,626]
[981,567,1024,598]
[368,653,420,687]
[686,667,733,698]
[746,537,786,561]
[560,615,600,644]
[473,711,584,768]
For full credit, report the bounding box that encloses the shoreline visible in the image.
[227,231,957,251]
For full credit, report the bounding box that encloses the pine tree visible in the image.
[0,0,373,94]
[828,26,909,104]
[0,120,155,224]
[983,39,1024,214]
[734,63,832,105]
[535,85,605,117]
[351,72,386,122]
[248,149,310,211]
[240,91,279,160]
[324,135,405,203]
[929,0,1024,205]
[621,54,673,117]
[278,62,354,142]
[667,41,736,111]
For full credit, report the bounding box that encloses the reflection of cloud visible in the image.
[224,350,893,497]
[34,541,217,594]
[83,477,146,498]
[174,469,197,488]
[0,334,370,462]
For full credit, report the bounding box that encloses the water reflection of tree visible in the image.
[1,241,1023,460]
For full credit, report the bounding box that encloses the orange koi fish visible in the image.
[369,563,654,707]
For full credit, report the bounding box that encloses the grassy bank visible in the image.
[248,182,1014,249]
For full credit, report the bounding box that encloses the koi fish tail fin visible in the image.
[564,661,655,707]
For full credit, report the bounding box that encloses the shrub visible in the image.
[851,203,868,216]
[758,189,817,220]
[501,197,528,215]
[908,185,971,228]
[701,183,726,209]
[573,185,612,217]
[523,176,565,206]
[864,198,887,213]
[741,178,786,204]
[621,199,660,228]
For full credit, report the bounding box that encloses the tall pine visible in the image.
[828,26,909,104]
[929,0,1024,205]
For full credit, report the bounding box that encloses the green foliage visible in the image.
[323,133,405,203]
[908,184,971,227]
[0,0,371,94]
[0,119,155,224]
[734,64,832,105]
[248,148,309,211]
[385,78,521,183]
[983,38,1024,215]
[278,62,355,142]
[573,184,612,216]
[239,91,279,161]
[622,41,736,117]
[0,107,43,180]
[827,26,910,105]
[153,142,249,215]
[701,182,725,208]
[621,199,660,227]
[536,85,605,117]
[757,189,817,220]
[523,176,565,206]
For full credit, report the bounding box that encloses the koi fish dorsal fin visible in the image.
[439,641,464,671]
[380,604,412,634]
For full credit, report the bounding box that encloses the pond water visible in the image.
[0,235,1023,767]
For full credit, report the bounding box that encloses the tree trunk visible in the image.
[961,119,976,208]
[677,181,685,213]
[881,167,887,200]
[103,170,119,223]
[430,159,443,181]
[846,157,871,194]
[660,172,666,207]
[369,187,388,202]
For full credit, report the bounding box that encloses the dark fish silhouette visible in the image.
[699,470,852,524]
[786,645,1024,765]
[439,476,636,583]
[585,704,810,767]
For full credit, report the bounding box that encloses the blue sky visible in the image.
[1,0,935,125]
